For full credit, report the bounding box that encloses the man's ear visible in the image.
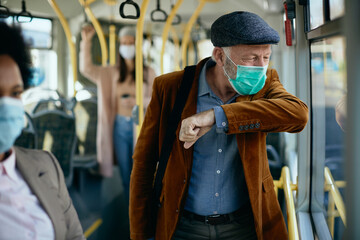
[212,47,226,67]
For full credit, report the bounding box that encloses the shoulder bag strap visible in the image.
[153,65,197,204]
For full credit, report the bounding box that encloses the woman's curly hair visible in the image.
[0,22,32,89]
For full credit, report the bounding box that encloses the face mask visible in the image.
[0,97,25,153]
[223,54,268,95]
[119,45,136,60]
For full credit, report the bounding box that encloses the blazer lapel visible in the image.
[15,148,66,240]
[177,60,205,172]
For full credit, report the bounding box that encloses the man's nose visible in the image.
[255,58,267,67]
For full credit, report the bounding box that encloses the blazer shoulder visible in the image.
[14,147,58,170]
[154,69,185,91]
[15,146,50,159]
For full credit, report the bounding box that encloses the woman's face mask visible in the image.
[223,54,268,95]
[0,97,24,153]
[119,45,136,60]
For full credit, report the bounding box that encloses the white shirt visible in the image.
[0,149,55,240]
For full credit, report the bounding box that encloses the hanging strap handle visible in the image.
[0,0,10,19]
[119,0,140,19]
[150,0,167,22]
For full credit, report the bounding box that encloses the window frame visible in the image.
[305,0,345,239]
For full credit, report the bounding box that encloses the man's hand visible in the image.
[179,109,215,149]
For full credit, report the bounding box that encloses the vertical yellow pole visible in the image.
[47,0,77,96]
[160,0,184,74]
[109,25,116,65]
[135,0,150,137]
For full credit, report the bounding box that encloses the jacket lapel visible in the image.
[177,60,206,172]
[15,148,66,240]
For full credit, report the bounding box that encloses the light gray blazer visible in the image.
[14,146,85,240]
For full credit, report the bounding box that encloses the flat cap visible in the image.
[211,11,280,47]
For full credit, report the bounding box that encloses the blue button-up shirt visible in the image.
[184,59,249,215]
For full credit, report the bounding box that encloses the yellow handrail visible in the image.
[109,25,116,65]
[273,167,299,240]
[79,0,108,66]
[160,0,184,74]
[135,0,150,137]
[324,167,346,237]
[180,0,220,68]
[47,0,77,96]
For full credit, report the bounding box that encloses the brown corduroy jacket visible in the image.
[130,58,309,240]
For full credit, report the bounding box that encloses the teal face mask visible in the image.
[223,54,268,95]
[0,97,24,153]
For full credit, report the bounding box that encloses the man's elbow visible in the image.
[292,106,309,133]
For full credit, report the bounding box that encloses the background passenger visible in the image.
[79,25,156,204]
[0,22,85,240]
[129,11,308,240]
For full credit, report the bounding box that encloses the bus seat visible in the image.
[73,97,98,191]
[32,98,74,115]
[31,109,76,187]
[15,112,38,149]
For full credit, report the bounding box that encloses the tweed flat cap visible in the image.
[211,11,280,47]
[118,26,136,38]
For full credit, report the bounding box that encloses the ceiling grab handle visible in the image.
[119,0,140,19]
[150,0,167,22]
[160,0,184,74]
[0,0,10,18]
[16,0,33,23]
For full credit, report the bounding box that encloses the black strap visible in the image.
[153,65,197,205]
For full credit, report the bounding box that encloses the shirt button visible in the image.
[222,122,226,127]
[216,170,221,174]
[176,209,179,213]
[218,149,222,153]
[183,179,186,183]
[213,211,218,214]
[215,193,219,197]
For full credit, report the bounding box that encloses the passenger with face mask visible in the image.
[79,25,156,205]
[130,11,309,240]
[0,22,85,240]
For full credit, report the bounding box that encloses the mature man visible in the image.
[129,11,308,240]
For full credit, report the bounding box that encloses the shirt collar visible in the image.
[0,148,19,182]
[198,59,217,97]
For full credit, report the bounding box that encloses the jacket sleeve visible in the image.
[79,39,105,83]
[222,69,309,134]
[47,152,86,240]
[130,77,162,240]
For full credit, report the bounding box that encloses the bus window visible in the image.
[309,0,324,30]
[311,36,346,240]
[330,0,345,20]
